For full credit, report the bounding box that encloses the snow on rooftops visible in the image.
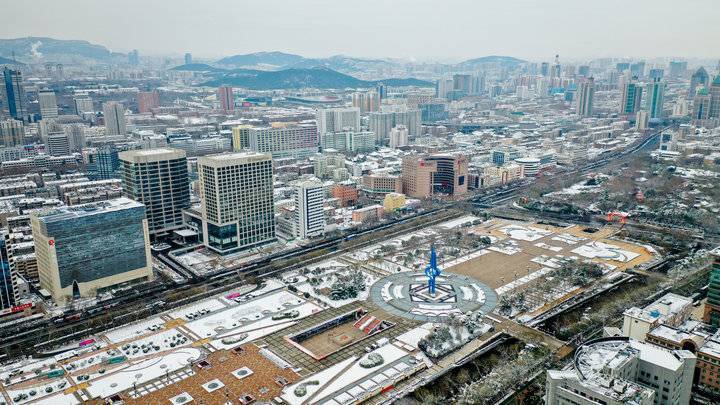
[624,293,693,326]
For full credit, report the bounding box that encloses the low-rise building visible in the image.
[546,337,695,405]
[351,205,384,223]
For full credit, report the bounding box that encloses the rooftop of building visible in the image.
[118,147,186,162]
[623,292,692,323]
[699,334,720,359]
[575,337,688,382]
[198,151,271,167]
[32,197,143,221]
[547,369,653,404]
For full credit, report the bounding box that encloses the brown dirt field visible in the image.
[296,322,368,359]
[447,219,655,288]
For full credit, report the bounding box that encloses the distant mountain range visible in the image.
[457,55,527,68]
[0,36,528,87]
[215,51,527,71]
[0,37,117,63]
[216,51,305,68]
[176,65,433,89]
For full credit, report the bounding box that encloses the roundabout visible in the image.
[369,271,497,323]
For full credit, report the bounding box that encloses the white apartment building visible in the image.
[293,179,325,239]
[320,130,375,154]
[316,107,361,135]
[246,124,317,159]
[389,125,409,148]
[546,337,695,405]
[38,89,58,119]
[103,101,127,136]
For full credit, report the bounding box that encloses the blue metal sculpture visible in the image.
[425,246,442,295]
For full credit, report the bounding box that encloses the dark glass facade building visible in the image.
[31,198,152,303]
[0,233,16,310]
[119,148,191,235]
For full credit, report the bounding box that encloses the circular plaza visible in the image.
[369,271,497,323]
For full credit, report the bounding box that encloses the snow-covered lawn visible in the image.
[184,291,320,339]
[103,317,165,344]
[572,241,639,262]
[500,225,552,242]
[167,298,227,321]
[5,379,77,405]
[116,328,188,360]
[84,348,201,400]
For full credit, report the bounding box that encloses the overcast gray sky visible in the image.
[1,0,718,61]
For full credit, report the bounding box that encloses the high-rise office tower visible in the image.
[645,78,665,119]
[316,107,361,134]
[401,154,468,198]
[389,125,408,148]
[550,54,561,79]
[293,179,325,239]
[0,119,24,147]
[217,86,234,112]
[119,148,191,235]
[38,89,58,119]
[708,75,720,119]
[87,144,120,180]
[704,249,720,326]
[540,62,550,77]
[576,77,595,117]
[2,68,25,120]
[620,78,643,115]
[137,90,160,113]
[31,198,153,304]
[577,65,590,77]
[184,53,192,65]
[426,154,468,196]
[246,123,318,159]
[103,102,127,136]
[649,68,664,80]
[128,49,140,65]
[419,102,449,123]
[616,62,631,72]
[668,61,688,78]
[471,74,485,95]
[689,67,709,99]
[452,74,472,94]
[0,232,17,311]
[631,61,646,78]
[64,124,85,152]
[435,78,454,99]
[73,96,93,115]
[198,152,275,254]
[375,84,387,100]
[692,88,711,120]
